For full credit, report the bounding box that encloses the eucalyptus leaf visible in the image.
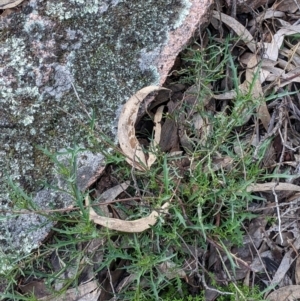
[0,0,24,9]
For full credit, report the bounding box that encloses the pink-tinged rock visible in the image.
[157,0,214,85]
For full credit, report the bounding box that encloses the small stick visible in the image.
[272,185,283,245]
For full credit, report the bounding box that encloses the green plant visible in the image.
[217,283,266,301]
[1,32,274,301]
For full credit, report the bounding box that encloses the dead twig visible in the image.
[272,185,283,245]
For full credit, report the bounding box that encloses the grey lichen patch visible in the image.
[45,0,105,20]
[0,0,193,270]
[0,149,105,274]
[54,148,106,192]
[66,0,188,134]
[0,186,56,274]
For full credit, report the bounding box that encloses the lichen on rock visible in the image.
[0,0,201,272]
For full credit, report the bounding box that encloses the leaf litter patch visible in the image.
[12,1,300,300]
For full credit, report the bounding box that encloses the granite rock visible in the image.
[0,0,213,277]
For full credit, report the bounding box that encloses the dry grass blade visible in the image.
[118,86,168,171]
[86,195,170,233]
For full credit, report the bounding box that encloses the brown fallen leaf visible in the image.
[214,54,270,129]
[246,54,270,130]
[214,58,257,101]
[254,8,286,23]
[237,0,270,13]
[39,280,100,301]
[157,260,187,280]
[263,25,300,62]
[279,47,300,68]
[203,155,233,172]
[262,65,285,82]
[19,280,50,299]
[99,259,128,301]
[118,86,168,171]
[213,88,243,100]
[212,10,256,53]
[159,100,180,152]
[295,257,300,285]
[94,181,130,218]
[159,118,179,152]
[279,67,300,88]
[267,285,300,301]
[273,0,300,13]
[270,248,294,287]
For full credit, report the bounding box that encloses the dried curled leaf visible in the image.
[118,86,168,171]
[0,0,24,9]
[86,195,170,233]
[247,182,300,192]
[147,105,164,167]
